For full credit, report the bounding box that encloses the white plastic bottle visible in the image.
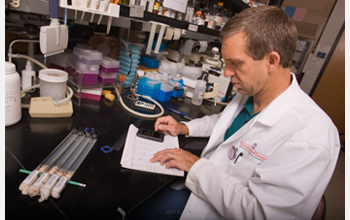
[5,62,22,126]
[191,80,206,106]
[21,60,36,90]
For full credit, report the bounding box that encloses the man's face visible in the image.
[221,32,269,96]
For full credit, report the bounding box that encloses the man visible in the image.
[150,6,340,219]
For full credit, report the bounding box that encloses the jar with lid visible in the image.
[5,61,22,126]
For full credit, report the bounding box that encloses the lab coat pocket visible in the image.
[229,155,262,187]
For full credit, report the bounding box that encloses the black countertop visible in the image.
[5,92,224,219]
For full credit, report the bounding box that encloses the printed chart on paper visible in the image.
[121,125,184,177]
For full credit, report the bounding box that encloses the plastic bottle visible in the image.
[203,2,211,27]
[208,47,220,61]
[184,0,194,22]
[158,0,164,15]
[153,1,159,14]
[191,80,206,106]
[206,4,215,30]
[21,60,36,90]
[220,8,232,31]
[5,61,22,126]
[214,2,224,31]
[195,10,205,26]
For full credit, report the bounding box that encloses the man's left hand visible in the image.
[150,148,199,173]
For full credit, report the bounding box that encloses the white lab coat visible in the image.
[180,74,340,220]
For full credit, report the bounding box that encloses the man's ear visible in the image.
[266,51,281,72]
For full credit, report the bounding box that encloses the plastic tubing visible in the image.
[10,53,47,69]
[20,84,74,108]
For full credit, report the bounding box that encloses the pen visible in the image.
[19,169,86,187]
[166,107,193,120]
[234,152,243,164]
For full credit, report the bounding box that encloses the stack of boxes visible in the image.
[136,75,184,103]
[72,46,102,85]
[99,56,120,83]
[118,43,142,87]
[48,45,120,103]
[48,44,185,104]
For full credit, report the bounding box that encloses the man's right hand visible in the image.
[154,115,189,136]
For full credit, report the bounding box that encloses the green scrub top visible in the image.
[224,96,260,141]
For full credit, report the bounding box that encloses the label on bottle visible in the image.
[199,91,204,98]
[214,16,223,27]
[197,18,205,26]
[207,20,214,29]
[185,7,194,22]
[213,54,220,60]
[5,90,19,112]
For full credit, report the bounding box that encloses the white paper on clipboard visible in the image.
[162,0,188,13]
[121,124,184,177]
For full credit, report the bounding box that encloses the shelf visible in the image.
[7,0,249,43]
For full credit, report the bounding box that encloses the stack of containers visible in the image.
[73,47,102,85]
[118,43,142,87]
[136,77,161,100]
[99,56,119,83]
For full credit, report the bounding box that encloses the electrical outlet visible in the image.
[9,0,20,8]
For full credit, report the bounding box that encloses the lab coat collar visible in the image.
[255,73,301,127]
[202,73,301,158]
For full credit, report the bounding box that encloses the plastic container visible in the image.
[136,77,161,100]
[100,56,119,73]
[72,60,99,85]
[39,68,68,101]
[5,62,21,126]
[98,72,117,83]
[48,53,73,71]
[208,47,220,61]
[182,66,202,79]
[158,62,171,76]
[73,47,103,65]
[21,60,36,90]
[140,55,160,69]
[158,83,174,102]
[172,87,185,98]
[191,80,206,106]
[78,88,103,101]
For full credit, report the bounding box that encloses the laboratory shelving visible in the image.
[7,0,249,43]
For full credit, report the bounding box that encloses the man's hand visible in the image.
[150,148,199,173]
[154,115,189,136]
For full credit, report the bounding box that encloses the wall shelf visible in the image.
[7,0,248,43]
